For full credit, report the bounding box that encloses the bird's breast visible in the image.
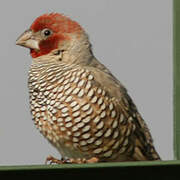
[27,62,130,160]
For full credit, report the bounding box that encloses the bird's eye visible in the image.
[41,28,52,37]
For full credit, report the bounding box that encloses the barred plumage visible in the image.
[16,13,160,163]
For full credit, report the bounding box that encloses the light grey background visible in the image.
[0,0,172,165]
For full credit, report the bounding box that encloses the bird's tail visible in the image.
[125,95,161,161]
[132,138,161,161]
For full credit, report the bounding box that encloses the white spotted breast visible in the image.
[28,61,131,160]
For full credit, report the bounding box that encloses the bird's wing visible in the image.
[85,58,160,160]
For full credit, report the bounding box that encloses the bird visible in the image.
[16,13,160,164]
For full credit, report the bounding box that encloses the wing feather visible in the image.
[85,58,160,160]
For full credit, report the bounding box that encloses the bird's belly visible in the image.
[53,139,87,159]
[28,63,131,161]
[35,114,91,159]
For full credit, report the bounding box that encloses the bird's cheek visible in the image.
[30,34,70,58]
[38,38,58,54]
[39,34,68,52]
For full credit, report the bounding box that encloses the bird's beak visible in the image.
[16,29,40,50]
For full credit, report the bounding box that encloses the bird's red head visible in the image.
[16,13,83,58]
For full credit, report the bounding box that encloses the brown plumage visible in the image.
[16,13,160,163]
